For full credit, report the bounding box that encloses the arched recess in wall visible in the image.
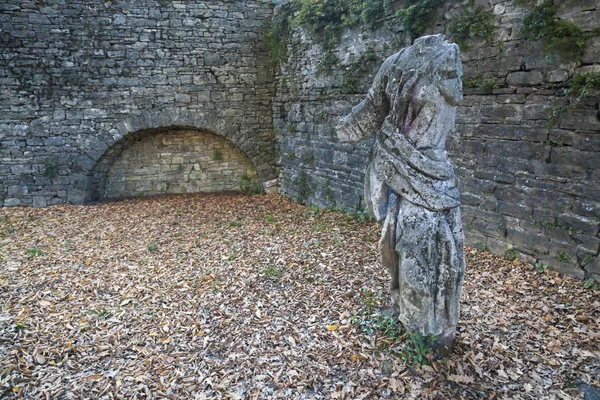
[86,108,278,202]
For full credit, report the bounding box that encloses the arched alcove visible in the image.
[85,108,278,202]
[88,126,262,201]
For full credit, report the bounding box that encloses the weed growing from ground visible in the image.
[25,248,44,257]
[350,288,403,342]
[263,266,280,277]
[535,263,548,273]
[583,279,599,291]
[87,308,111,320]
[505,248,519,261]
[400,331,435,365]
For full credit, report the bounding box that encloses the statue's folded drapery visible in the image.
[337,35,466,351]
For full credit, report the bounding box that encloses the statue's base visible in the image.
[383,306,456,358]
[430,332,455,358]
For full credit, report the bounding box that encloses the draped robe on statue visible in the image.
[336,35,466,350]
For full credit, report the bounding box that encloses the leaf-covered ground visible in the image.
[0,194,598,399]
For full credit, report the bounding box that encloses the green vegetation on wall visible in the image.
[293,169,311,204]
[521,0,587,62]
[340,48,380,93]
[294,0,389,49]
[450,7,496,50]
[265,0,391,69]
[265,8,292,66]
[547,71,600,125]
[570,71,600,99]
[463,73,501,91]
[393,0,445,40]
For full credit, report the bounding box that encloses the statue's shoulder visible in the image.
[380,50,404,74]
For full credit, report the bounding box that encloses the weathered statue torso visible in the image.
[337,35,466,353]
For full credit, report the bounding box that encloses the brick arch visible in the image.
[86,108,277,202]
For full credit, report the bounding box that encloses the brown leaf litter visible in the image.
[0,193,598,399]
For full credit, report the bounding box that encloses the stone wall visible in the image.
[2,0,599,281]
[273,0,600,281]
[104,128,260,199]
[0,0,277,206]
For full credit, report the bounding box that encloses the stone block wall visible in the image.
[273,0,600,280]
[0,0,276,206]
[105,128,260,199]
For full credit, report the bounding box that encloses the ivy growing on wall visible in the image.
[293,0,390,49]
[393,0,445,40]
[450,7,496,50]
[265,7,293,66]
[463,73,500,91]
[521,0,587,62]
[546,72,600,125]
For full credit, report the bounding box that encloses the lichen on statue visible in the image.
[336,34,466,354]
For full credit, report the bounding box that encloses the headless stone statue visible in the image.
[336,35,465,353]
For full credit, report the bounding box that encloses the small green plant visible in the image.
[546,72,600,126]
[521,0,587,62]
[477,243,488,252]
[293,169,312,204]
[463,73,501,90]
[350,287,402,341]
[505,248,519,261]
[239,174,264,195]
[352,209,373,224]
[228,221,241,227]
[43,158,59,179]
[360,287,382,314]
[14,321,26,332]
[227,252,236,261]
[266,215,275,223]
[25,248,44,257]
[311,223,327,232]
[147,243,158,252]
[557,250,571,263]
[350,312,402,340]
[450,8,496,50]
[87,308,111,320]
[535,263,548,273]
[332,235,342,247]
[324,187,334,204]
[582,254,596,265]
[570,72,600,98]
[302,204,322,217]
[583,279,599,291]
[263,266,280,277]
[212,148,223,161]
[401,331,435,365]
[64,239,76,253]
